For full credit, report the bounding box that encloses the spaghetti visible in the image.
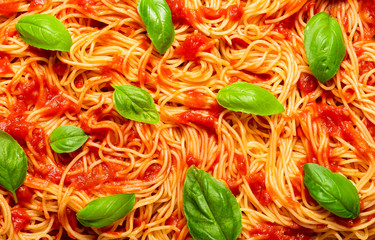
[0,0,375,239]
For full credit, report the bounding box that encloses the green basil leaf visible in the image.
[16,14,73,52]
[137,0,175,54]
[50,125,88,153]
[303,163,360,219]
[0,130,27,203]
[76,193,135,227]
[304,12,346,83]
[216,82,285,116]
[113,85,160,124]
[183,166,242,240]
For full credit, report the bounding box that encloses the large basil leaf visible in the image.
[0,130,27,203]
[16,14,73,52]
[216,82,285,116]
[113,85,160,124]
[183,166,242,240]
[50,125,89,153]
[137,0,175,54]
[304,12,346,83]
[303,163,360,219]
[76,193,135,227]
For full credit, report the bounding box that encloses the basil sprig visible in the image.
[216,82,285,116]
[0,130,27,203]
[303,163,360,219]
[137,0,175,54]
[76,193,135,227]
[16,14,73,52]
[50,125,89,153]
[304,12,346,83]
[113,85,160,124]
[183,166,242,240]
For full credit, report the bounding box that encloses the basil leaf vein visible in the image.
[304,12,346,83]
[183,166,242,240]
[0,130,27,203]
[16,14,73,52]
[137,0,175,54]
[216,82,285,116]
[76,193,135,227]
[50,125,89,153]
[113,85,160,124]
[303,163,360,219]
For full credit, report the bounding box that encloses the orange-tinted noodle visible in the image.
[1,0,375,239]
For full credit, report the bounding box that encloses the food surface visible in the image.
[0,0,375,239]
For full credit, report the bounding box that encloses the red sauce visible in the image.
[174,110,217,130]
[358,59,375,76]
[79,115,109,137]
[316,104,374,160]
[364,119,375,141]
[165,0,200,24]
[0,0,19,17]
[66,208,79,238]
[250,222,313,240]
[15,185,34,205]
[175,33,214,61]
[334,216,361,228]
[52,59,68,77]
[34,164,63,184]
[0,113,33,141]
[360,0,375,39]
[11,208,31,232]
[225,178,240,195]
[231,38,249,49]
[367,213,375,221]
[184,90,216,109]
[166,214,184,232]
[0,52,13,75]
[227,5,243,21]
[274,14,296,39]
[73,0,96,14]
[142,163,162,181]
[186,154,201,166]
[235,153,247,176]
[28,0,47,11]
[201,6,227,20]
[297,73,318,94]
[246,172,272,205]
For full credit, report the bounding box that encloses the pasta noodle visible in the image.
[0,0,375,239]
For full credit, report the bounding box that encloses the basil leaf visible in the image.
[183,166,242,240]
[113,85,160,124]
[303,163,360,219]
[76,193,135,227]
[50,125,89,153]
[0,130,27,203]
[216,82,285,116]
[16,14,73,52]
[304,12,346,83]
[137,0,175,54]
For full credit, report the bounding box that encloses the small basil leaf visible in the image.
[76,193,135,227]
[137,0,175,54]
[216,82,285,116]
[16,14,73,52]
[304,12,346,83]
[113,85,160,124]
[183,166,242,240]
[303,163,360,219]
[0,130,27,203]
[50,125,88,153]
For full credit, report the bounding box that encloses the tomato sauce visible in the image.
[297,73,318,95]
[174,110,217,130]
[201,6,227,20]
[274,14,296,40]
[142,163,162,181]
[28,0,47,11]
[334,215,361,228]
[227,5,243,21]
[11,208,31,232]
[175,33,214,61]
[225,178,240,195]
[166,213,185,232]
[360,0,375,39]
[0,0,19,17]
[186,154,201,166]
[246,172,272,205]
[0,52,13,75]
[250,222,313,240]
[52,59,68,77]
[15,185,34,205]
[235,153,247,176]
[34,164,64,184]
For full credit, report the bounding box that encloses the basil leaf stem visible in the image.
[50,125,89,153]
[303,163,360,219]
[137,0,175,54]
[0,130,27,203]
[76,193,135,227]
[216,82,285,115]
[183,166,242,240]
[304,12,346,83]
[16,14,73,52]
[113,85,160,124]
